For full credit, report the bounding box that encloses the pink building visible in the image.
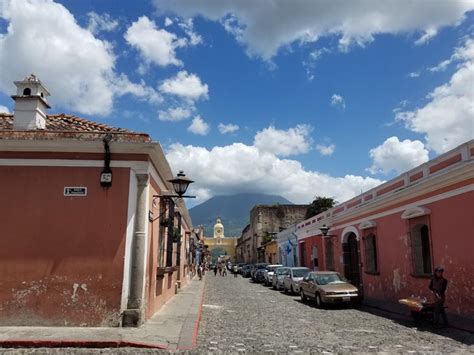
[296,140,474,325]
[0,75,193,327]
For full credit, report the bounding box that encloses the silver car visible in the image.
[283,267,311,294]
[272,267,289,290]
[263,264,283,286]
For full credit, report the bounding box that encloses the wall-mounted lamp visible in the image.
[319,224,336,239]
[100,133,113,187]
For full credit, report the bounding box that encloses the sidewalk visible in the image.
[0,276,205,351]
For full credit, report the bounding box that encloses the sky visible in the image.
[0,0,473,207]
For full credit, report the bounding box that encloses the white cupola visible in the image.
[11,74,50,130]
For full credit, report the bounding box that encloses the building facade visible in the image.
[236,224,252,264]
[276,224,299,267]
[249,204,308,263]
[0,75,193,327]
[295,140,474,324]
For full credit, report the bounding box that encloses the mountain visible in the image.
[189,193,292,237]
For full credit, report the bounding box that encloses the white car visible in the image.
[272,267,289,290]
[263,264,283,286]
[283,267,311,294]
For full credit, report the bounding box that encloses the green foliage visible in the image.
[305,196,336,219]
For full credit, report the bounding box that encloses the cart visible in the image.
[399,296,436,324]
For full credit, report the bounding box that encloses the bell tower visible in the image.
[213,218,224,239]
[12,74,50,130]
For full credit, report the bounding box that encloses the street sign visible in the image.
[64,187,87,196]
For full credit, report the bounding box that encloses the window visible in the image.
[324,238,335,271]
[364,233,378,274]
[411,224,432,276]
[23,88,31,95]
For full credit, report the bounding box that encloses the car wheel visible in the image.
[315,293,323,308]
[300,289,307,302]
[273,283,276,290]
[290,285,295,295]
[284,285,288,293]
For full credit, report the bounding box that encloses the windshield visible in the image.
[266,265,282,272]
[276,268,288,275]
[292,269,310,278]
[315,273,347,285]
[256,264,268,269]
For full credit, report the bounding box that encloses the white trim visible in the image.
[297,184,473,241]
[358,220,377,230]
[121,170,137,312]
[329,184,473,238]
[341,226,360,243]
[401,206,431,220]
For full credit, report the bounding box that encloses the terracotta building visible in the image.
[0,75,193,327]
[295,140,474,325]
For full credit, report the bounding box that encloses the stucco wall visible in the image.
[0,165,130,326]
[329,190,474,318]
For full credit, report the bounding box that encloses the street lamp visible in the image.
[168,171,194,197]
[149,170,196,222]
[319,224,336,239]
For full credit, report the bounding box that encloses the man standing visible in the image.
[429,266,448,327]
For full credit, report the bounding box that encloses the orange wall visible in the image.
[328,190,474,318]
[0,165,130,326]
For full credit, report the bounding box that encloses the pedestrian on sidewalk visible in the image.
[198,263,203,280]
[429,266,448,327]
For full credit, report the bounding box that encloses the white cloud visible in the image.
[0,0,159,116]
[414,27,438,46]
[164,17,173,27]
[0,105,10,113]
[218,123,239,134]
[154,0,474,60]
[166,142,382,205]
[125,16,185,68]
[253,124,313,157]
[87,12,118,34]
[159,70,209,102]
[428,59,452,72]
[408,71,420,78]
[316,144,335,156]
[368,137,429,175]
[330,94,346,110]
[177,18,203,46]
[396,38,474,153]
[158,106,192,122]
[188,115,210,135]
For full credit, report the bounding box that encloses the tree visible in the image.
[305,196,336,219]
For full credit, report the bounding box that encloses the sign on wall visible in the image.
[64,187,87,196]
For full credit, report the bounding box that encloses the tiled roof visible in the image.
[0,113,150,142]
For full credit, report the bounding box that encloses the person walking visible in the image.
[429,266,448,327]
[233,264,238,278]
[213,264,218,276]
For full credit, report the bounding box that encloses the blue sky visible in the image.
[0,1,473,205]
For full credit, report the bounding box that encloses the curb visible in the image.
[0,340,167,349]
[177,277,206,351]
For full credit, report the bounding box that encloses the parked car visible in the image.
[272,267,289,290]
[254,268,267,283]
[237,263,246,274]
[299,271,360,308]
[242,264,253,278]
[251,263,268,281]
[263,264,283,286]
[283,267,311,294]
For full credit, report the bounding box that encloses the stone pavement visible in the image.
[0,276,204,353]
[197,273,474,353]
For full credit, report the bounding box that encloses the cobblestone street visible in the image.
[197,274,474,353]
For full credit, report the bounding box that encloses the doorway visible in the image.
[343,232,361,288]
